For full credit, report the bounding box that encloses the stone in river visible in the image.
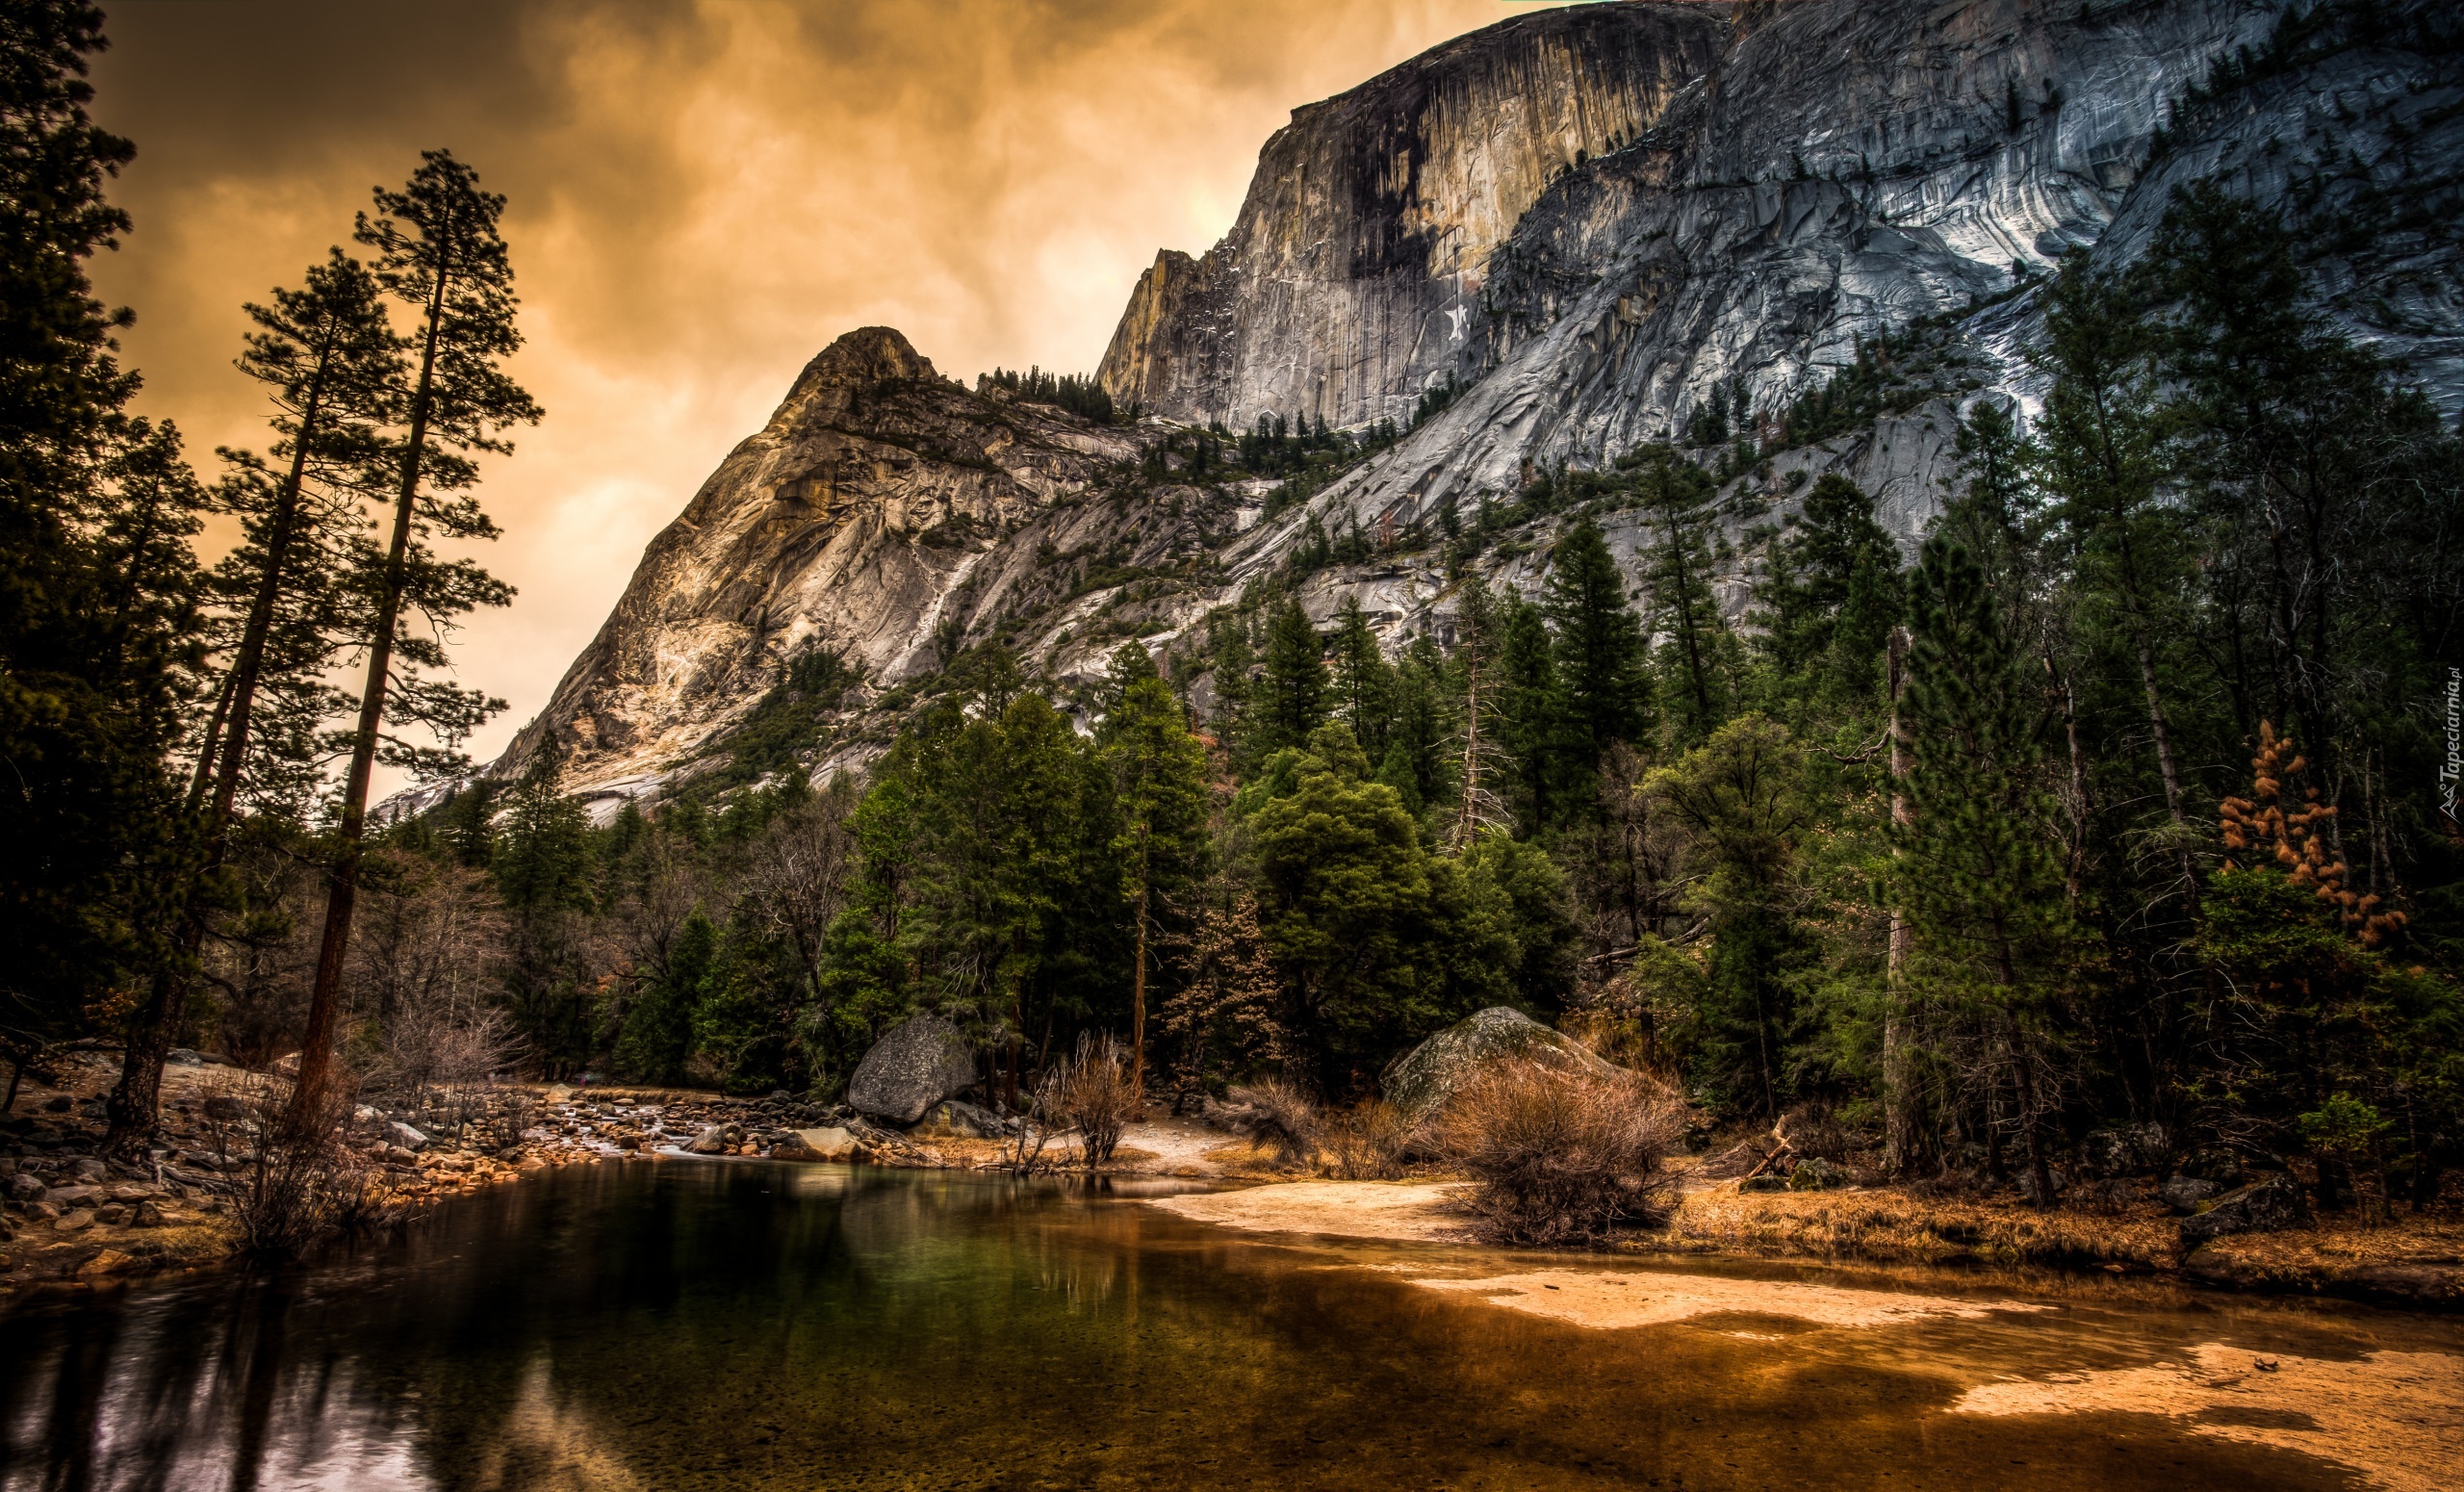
[1381,1006,1623,1123]
[846,1016,979,1125]
[685,1124,731,1155]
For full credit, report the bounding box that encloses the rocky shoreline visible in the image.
[8,1057,2459,1313]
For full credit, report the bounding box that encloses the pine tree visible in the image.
[1250,597,1328,760]
[1543,516,1652,770]
[2032,252,2197,879]
[1328,594,1395,757]
[1892,537,2072,1206]
[293,151,540,1126]
[1632,448,1731,745]
[1757,474,1903,700]
[1106,674,1211,1099]
[110,250,399,1149]
[1645,714,1810,1117]
[1497,590,1564,833]
[1,2,210,1096]
[495,749,594,913]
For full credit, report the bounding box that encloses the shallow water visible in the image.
[3,1161,2458,1491]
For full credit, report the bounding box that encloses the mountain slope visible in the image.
[420,0,2462,817]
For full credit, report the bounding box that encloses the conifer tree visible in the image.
[110,250,399,1148]
[292,151,539,1126]
[1892,537,2071,1206]
[1646,714,1810,1117]
[2,3,212,1089]
[1497,590,1564,832]
[1328,594,1395,757]
[1757,474,1903,701]
[1543,516,1652,771]
[1106,673,1210,1099]
[1632,448,1731,745]
[2031,253,2197,877]
[1250,597,1328,759]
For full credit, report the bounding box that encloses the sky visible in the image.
[85,0,1578,798]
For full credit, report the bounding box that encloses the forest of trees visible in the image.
[5,1,2459,1214]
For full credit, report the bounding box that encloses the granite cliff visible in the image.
[419,0,2460,816]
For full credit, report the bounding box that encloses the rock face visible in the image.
[403,0,2459,817]
[846,1016,979,1125]
[1381,1005,1622,1121]
[1098,2,1726,431]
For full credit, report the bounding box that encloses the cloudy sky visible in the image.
[87,0,1573,796]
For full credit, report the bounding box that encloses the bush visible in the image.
[1049,1032,1138,1170]
[207,1072,398,1256]
[1220,1078,1321,1169]
[1432,1061,1685,1247]
[1322,1099,1411,1180]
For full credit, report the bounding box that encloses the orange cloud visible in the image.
[85,0,1573,796]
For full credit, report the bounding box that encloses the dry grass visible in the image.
[1653,1180,2183,1271]
[1432,1061,1686,1247]
[1322,1100,1412,1180]
[1219,1079,1321,1169]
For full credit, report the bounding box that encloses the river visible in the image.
[4,1159,2459,1490]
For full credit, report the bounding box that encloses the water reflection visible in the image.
[4,1160,2458,1491]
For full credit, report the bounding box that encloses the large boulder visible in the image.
[846,1016,979,1125]
[2178,1173,2310,1247]
[1380,1006,1623,1123]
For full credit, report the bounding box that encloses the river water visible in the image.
[3,1160,2458,1491]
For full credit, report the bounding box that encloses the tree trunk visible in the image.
[1129,885,1149,1113]
[1882,626,1921,1175]
[2047,651,2088,906]
[288,269,449,1133]
[110,369,334,1158]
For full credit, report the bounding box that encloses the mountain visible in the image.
[412,0,2462,820]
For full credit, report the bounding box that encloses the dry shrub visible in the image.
[1219,1078,1320,1169]
[211,1072,399,1256]
[1049,1032,1138,1170]
[1322,1099,1411,1180]
[1434,1060,1685,1247]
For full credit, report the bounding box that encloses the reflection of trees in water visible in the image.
[0,1275,346,1492]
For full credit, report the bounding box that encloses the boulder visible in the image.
[202,1095,247,1122]
[2160,1176,2220,1215]
[2178,1173,2310,1247]
[685,1124,731,1156]
[767,1131,820,1160]
[53,1209,94,1232]
[5,1173,42,1202]
[1788,1158,1848,1191]
[45,1184,99,1208]
[166,1048,206,1068]
[846,1016,980,1125]
[910,1099,1007,1140]
[386,1121,429,1153]
[1380,1006,1623,1122]
[795,1126,860,1160]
